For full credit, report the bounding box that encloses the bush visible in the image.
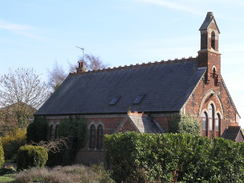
[0,141,4,168]
[27,116,48,143]
[58,117,87,149]
[47,117,87,166]
[16,145,48,170]
[105,132,244,183]
[1,128,26,160]
[14,165,115,183]
[169,114,200,135]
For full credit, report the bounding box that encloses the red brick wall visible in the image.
[184,73,238,137]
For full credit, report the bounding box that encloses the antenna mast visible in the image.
[75,46,85,61]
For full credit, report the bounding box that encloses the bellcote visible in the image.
[199,12,220,52]
[198,12,221,85]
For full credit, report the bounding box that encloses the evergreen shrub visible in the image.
[47,117,87,166]
[169,114,200,135]
[105,132,244,183]
[0,141,4,168]
[1,128,26,160]
[27,116,48,143]
[16,145,48,170]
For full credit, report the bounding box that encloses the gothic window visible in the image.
[215,113,221,132]
[211,31,216,50]
[208,104,215,131]
[49,125,53,139]
[54,125,59,139]
[201,111,208,136]
[212,67,216,78]
[96,125,104,150]
[89,124,96,149]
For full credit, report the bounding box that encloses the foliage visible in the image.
[26,116,48,143]
[0,102,36,131]
[169,114,200,135]
[14,165,115,183]
[47,117,87,166]
[16,145,48,170]
[1,128,26,160]
[0,142,4,168]
[105,132,244,183]
[58,117,87,149]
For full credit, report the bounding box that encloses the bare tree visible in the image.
[0,68,50,128]
[83,54,106,71]
[0,68,50,109]
[48,62,67,91]
[48,54,107,91]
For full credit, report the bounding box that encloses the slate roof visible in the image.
[37,58,206,115]
[222,126,244,141]
[199,12,220,33]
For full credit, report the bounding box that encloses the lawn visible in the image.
[0,175,15,182]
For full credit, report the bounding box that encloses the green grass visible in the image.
[0,175,15,182]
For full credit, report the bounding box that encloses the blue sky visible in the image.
[0,0,244,127]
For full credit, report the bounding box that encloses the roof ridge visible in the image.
[70,56,197,75]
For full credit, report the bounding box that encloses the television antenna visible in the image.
[75,46,85,61]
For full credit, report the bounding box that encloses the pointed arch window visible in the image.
[201,111,208,136]
[96,125,104,150]
[215,113,221,133]
[211,31,216,50]
[89,124,96,149]
[208,103,216,132]
[49,125,53,139]
[54,125,59,139]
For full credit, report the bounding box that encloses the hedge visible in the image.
[105,132,244,183]
[16,145,48,170]
[1,128,26,160]
[0,141,4,168]
[27,117,48,143]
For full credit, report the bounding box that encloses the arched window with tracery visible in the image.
[211,31,216,50]
[201,111,208,136]
[54,125,59,139]
[89,124,96,149]
[96,124,104,150]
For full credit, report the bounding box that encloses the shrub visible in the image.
[16,145,48,170]
[27,116,48,143]
[58,117,87,149]
[47,117,87,166]
[0,141,4,168]
[105,132,244,183]
[169,114,200,135]
[14,165,115,183]
[1,128,26,160]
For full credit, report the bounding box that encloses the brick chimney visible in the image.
[76,61,86,73]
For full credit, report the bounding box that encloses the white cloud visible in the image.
[0,19,44,40]
[136,0,202,15]
[0,20,32,31]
